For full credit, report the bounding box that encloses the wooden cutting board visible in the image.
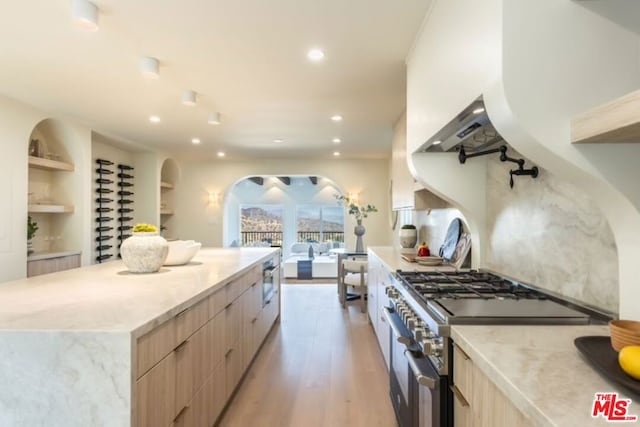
[402,254,417,263]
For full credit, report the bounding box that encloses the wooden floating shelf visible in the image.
[28,156,74,172]
[28,204,75,214]
[160,209,174,215]
[160,181,174,190]
[571,89,640,144]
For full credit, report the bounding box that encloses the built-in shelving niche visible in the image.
[160,158,179,239]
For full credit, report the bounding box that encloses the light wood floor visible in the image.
[219,284,397,427]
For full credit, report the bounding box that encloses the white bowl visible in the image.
[164,240,201,266]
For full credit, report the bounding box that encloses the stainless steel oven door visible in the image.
[405,349,445,427]
[263,265,278,306]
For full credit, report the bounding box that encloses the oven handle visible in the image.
[404,349,438,389]
[382,307,411,345]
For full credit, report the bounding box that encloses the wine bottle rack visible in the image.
[95,159,115,263]
[117,164,134,258]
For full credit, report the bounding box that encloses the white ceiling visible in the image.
[0,0,431,160]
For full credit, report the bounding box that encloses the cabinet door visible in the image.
[225,341,243,400]
[210,310,226,371]
[224,298,242,351]
[136,352,176,427]
[367,257,378,333]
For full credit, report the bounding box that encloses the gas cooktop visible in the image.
[395,270,591,325]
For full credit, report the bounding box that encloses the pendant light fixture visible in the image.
[139,57,160,79]
[72,0,99,31]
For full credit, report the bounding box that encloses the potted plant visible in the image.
[399,224,417,249]
[27,216,38,255]
[335,194,378,253]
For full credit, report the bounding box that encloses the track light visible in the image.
[182,90,197,106]
[72,0,99,31]
[140,57,160,79]
[208,112,221,125]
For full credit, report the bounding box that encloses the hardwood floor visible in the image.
[219,284,396,427]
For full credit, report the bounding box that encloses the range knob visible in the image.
[386,287,398,298]
[424,337,444,357]
[414,327,428,341]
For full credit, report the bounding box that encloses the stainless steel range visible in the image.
[384,270,604,427]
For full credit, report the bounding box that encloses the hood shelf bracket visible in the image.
[458,145,538,189]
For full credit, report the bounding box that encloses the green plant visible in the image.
[27,216,38,240]
[133,223,158,233]
[335,194,378,221]
[401,224,416,229]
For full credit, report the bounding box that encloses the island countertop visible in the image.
[367,246,457,272]
[451,325,639,426]
[0,247,276,337]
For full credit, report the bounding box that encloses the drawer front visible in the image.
[136,352,176,427]
[175,297,209,344]
[225,277,245,304]
[453,342,473,401]
[209,311,226,370]
[208,287,227,318]
[137,317,176,378]
[224,341,243,400]
[224,299,242,350]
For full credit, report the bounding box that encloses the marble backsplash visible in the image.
[486,152,618,313]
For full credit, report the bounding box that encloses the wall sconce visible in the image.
[348,192,360,204]
[208,192,220,206]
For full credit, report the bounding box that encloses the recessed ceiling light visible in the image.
[140,57,160,79]
[208,112,221,125]
[273,139,283,143]
[333,151,340,157]
[217,151,225,157]
[332,138,341,144]
[149,115,161,123]
[331,115,343,122]
[432,140,442,146]
[473,107,485,114]
[71,0,99,31]
[182,90,197,106]
[307,48,325,62]
[191,138,201,144]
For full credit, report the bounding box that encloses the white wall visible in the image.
[0,96,46,281]
[172,158,392,250]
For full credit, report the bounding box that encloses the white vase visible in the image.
[399,228,417,249]
[120,232,169,273]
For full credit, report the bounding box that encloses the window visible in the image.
[296,205,344,243]
[240,205,283,246]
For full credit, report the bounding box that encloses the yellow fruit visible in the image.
[618,345,640,380]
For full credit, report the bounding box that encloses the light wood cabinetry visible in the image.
[27,253,81,277]
[134,254,279,427]
[452,342,533,427]
[571,89,640,144]
[367,251,391,370]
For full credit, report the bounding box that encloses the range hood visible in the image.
[419,97,504,153]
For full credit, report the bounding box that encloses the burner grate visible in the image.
[397,270,546,301]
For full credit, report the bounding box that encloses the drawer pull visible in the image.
[251,317,257,324]
[176,307,189,317]
[174,405,190,421]
[450,384,470,407]
[251,282,257,288]
[225,302,233,310]
[174,340,189,353]
[453,342,471,360]
[225,348,234,358]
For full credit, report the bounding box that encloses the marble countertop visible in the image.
[368,246,457,272]
[0,247,276,337]
[451,325,639,426]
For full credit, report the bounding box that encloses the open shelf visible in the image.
[28,204,75,213]
[160,181,174,190]
[571,89,640,144]
[160,209,174,215]
[28,156,74,172]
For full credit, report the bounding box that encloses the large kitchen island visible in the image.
[0,247,280,427]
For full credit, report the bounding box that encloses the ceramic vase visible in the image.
[354,219,365,253]
[399,228,417,249]
[120,232,169,273]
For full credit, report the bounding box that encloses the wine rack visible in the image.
[95,159,114,263]
[117,164,134,258]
